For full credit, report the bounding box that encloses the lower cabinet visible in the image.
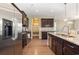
[48,34,79,55]
[55,37,63,55]
[42,32,47,39]
[26,31,31,45]
[22,31,31,48]
[51,36,56,53]
[63,40,79,55]
[49,35,63,55]
[48,34,52,48]
[22,32,27,48]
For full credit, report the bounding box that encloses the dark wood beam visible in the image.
[11,3,22,14]
[11,3,27,17]
[21,11,27,16]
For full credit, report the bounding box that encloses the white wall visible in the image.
[56,19,65,32]
[74,19,79,32]
[0,4,22,40]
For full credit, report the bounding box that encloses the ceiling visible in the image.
[15,3,79,20]
[0,3,21,14]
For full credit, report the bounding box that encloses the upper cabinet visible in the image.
[22,11,29,27]
[41,18,54,27]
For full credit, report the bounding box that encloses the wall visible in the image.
[55,19,79,35]
[73,19,79,32]
[74,20,79,30]
[0,4,22,40]
[56,19,65,32]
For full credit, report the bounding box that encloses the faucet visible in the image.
[61,24,70,36]
[67,25,70,36]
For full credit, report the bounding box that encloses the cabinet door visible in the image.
[42,32,47,39]
[63,41,79,55]
[41,18,54,27]
[51,35,56,53]
[49,35,53,49]
[55,37,63,55]
[63,46,75,55]
[41,19,47,27]
[22,11,29,27]
[47,19,54,27]
[22,33,27,48]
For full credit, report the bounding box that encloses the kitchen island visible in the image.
[48,32,79,55]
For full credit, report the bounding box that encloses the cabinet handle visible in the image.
[67,45,74,48]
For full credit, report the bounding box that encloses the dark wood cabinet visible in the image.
[49,35,63,55]
[48,34,55,54]
[63,41,79,55]
[22,31,31,48]
[26,31,31,45]
[22,11,29,27]
[48,34,53,49]
[48,33,79,55]
[41,18,54,27]
[22,32,27,48]
[50,35,56,53]
[42,32,47,39]
[55,37,63,55]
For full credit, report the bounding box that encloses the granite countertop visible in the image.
[48,32,79,46]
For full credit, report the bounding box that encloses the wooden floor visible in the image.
[23,37,55,55]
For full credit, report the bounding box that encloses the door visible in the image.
[32,18,40,38]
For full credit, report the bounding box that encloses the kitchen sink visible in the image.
[56,33,75,38]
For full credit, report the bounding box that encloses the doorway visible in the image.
[31,18,40,39]
[2,19,12,40]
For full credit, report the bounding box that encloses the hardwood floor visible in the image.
[23,37,55,55]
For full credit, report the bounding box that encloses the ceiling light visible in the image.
[74,3,79,19]
[64,3,68,22]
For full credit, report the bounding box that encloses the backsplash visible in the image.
[41,27,54,31]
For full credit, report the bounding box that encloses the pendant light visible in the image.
[68,4,73,25]
[74,3,79,19]
[64,3,68,21]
